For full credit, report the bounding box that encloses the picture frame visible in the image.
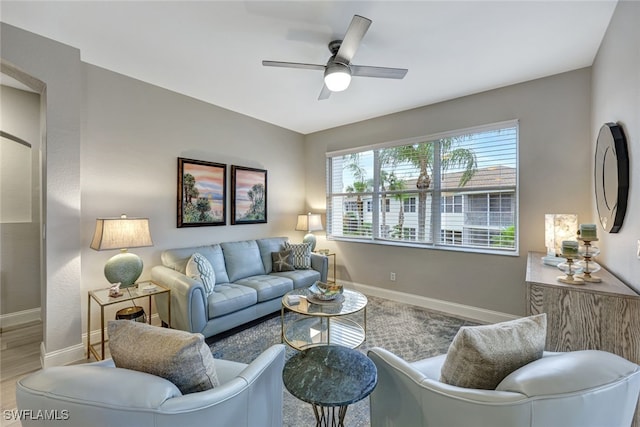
[231,165,267,224]
[177,157,226,227]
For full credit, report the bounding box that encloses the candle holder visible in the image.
[557,255,585,285]
[577,237,601,283]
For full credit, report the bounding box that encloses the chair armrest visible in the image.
[497,350,640,397]
[161,344,285,427]
[310,253,328,282]
[151,265,208,333]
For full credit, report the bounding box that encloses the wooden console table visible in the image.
[526,251,640,426]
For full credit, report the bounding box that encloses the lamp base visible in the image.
[104,251,143,288]
[303,233,317,252]
[542,255,566,266]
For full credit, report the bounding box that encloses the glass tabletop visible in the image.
[283,287,367,317]
[89,281,169,306]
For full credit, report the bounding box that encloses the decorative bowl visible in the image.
[309,281,343,300]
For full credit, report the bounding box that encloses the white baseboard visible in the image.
[41,341,85,368]
[347,281,519,324]
[0,307,41,329]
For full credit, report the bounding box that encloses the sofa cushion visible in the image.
[440,314,546,390]
[284,241,312,269]
[108,320,219,394]
[234,275,293,302]
[161,244,229,284]
[271,269,321,289]
[207,283,258,318]
[185,252,216,294]
[257,237,287,273]
[221,240,266,282]
[272,250,295,272]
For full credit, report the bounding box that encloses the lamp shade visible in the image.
[544,213,578,258]
[295,213,323,251]
[295,213,323,232]
[90,215,153,287]
[90,215,153,250]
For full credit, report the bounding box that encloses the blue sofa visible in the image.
[151,237,328,338]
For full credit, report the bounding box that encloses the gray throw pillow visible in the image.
[440,313,547,390]
[271,250,295,272]
[108,320,219,394]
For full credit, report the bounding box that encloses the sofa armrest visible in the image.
[310,253,328,282]
[151,265,208,334]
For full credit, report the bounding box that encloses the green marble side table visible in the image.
[283,345,377,426]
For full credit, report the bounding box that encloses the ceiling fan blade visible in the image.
[351,65,408,79]
[318,84,332,100]
[335,15,372,65]
[262,60,325,71]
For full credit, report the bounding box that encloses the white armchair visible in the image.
[368,347,640,427]
[16,344,285,427]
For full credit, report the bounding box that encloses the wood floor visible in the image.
[1,321,43,427]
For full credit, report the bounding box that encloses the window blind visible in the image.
[326,121,518,254]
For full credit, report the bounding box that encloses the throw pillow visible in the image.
[108,320,219,394]
[186,252,215,294]
[271,250,295,272]
[284,241,312,269]
[439,313,547,390]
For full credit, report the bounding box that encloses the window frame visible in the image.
[325,120,519,256]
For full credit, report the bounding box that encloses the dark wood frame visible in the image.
[231,165,267,225]
[177,157,226,227]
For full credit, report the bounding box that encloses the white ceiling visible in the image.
[1,1,617,134]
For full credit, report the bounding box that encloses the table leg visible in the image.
[100,305,105,360]
[147,295,152,324]
[167,291,171,327]
[280,305,285,343]
[312,404,347,427]
[87,293,91,359]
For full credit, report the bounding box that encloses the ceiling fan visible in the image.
[262,15,408,100]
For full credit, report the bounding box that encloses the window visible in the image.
[326,120,518,254]
[404,197,417,213]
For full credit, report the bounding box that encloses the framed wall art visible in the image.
[231,165,267,224]
[177,157,226,227]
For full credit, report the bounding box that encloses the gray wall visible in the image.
[304,68,592,316]
[591,0,640,293]
[81,64,307,328]
[0,85,41,316]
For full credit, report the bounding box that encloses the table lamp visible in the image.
[90,214,153,287]
[295,213,323,251]
[542,213,577,266]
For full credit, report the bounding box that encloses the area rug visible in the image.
[207,295,478,427]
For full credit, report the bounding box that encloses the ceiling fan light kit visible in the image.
[324,62,351,92]
[263,14,408,100]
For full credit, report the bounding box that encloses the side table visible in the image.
[87,281,171,360]
[282,345,377,427]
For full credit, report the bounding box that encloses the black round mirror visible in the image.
[594,122,629,233]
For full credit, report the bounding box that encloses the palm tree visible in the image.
[345,154,370,232]
[387,173,408,239]
[389,138,477,241]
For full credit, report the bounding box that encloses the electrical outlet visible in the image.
[637,240,640,259]
[390,272,396,281]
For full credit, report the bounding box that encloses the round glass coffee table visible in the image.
[281,287,368,350]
